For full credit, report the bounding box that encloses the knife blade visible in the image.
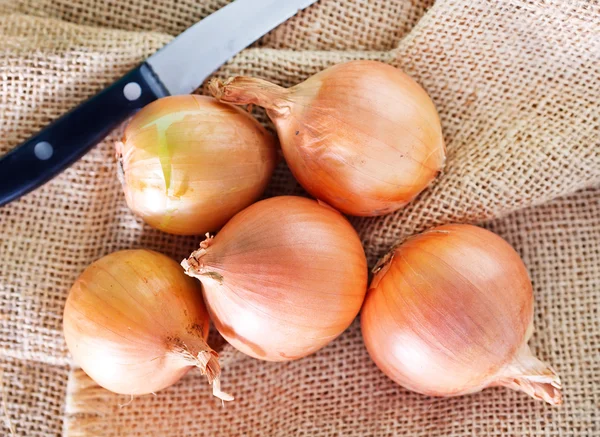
[0,0,318,206]
[149,0,318,95]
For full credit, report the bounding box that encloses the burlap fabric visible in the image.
[0,0,598,435]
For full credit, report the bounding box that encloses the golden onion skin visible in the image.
[183,196,368,361]
[63,249,229,399]
[117,95,277,235]
[361,224,562,405]
[210,61,446,217]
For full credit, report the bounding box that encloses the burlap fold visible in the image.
[0,0,598,435]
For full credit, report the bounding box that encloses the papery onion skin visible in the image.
[63,249,231,400]
[361,224,562,405]
[182,196,368,361]
[116,95,277,235]
[209,60,446,217]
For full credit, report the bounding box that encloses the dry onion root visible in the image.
[361,224,562,405]
[63,249,232,401]
[116,95,277,235]
[182,196,368,361]
[209,60,446,217]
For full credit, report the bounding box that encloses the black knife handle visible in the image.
[0,62,169,206]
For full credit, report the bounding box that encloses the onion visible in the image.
[181,196,368,361]
[63,249,232,401]
[116,95,277,235]
[209,60,446,217]
[361,224,562,405]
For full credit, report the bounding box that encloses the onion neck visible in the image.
[492,343,562,405]
[209,77,291,118]
[168,334,233,402]
[181,234,224,283]
[115,141,126,187]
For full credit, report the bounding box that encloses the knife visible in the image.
[0,0,318,206]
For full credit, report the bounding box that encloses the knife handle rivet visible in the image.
[34,141,53,160]
[123,82,142,101]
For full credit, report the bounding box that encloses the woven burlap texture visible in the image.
[0,0,598,435]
